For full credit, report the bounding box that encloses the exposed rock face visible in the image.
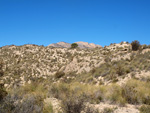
[48,41,101,49]
[49,42,71,48]
[75,41,101,48]
[106,42,131,51]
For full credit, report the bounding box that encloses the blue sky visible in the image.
[0,0,150,47]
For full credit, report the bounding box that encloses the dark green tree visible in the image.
[71,43,78,49]
[131,40,140,51]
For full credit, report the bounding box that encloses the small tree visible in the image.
[71,43,78,49]
[131,40,140,51]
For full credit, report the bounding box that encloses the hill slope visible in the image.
[0,42,150,113]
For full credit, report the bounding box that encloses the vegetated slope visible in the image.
[0,42,133,88]
[1,42,150,113]
[0,44,103,88]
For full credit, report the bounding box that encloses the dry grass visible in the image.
[122,79,150,104]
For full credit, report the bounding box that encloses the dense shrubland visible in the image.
[0,78,150,113]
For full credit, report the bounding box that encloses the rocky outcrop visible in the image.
[48,41,101,49]
[48,42,71,48]
[75,41,101,49]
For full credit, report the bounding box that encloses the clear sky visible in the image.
[0,0,150,47]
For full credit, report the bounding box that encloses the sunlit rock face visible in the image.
[48,41,102,49]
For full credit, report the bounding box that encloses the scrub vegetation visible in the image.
[0,41,150,112]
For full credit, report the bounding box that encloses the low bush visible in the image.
[0,84,7,101]
[84,106,99,113]
[115,64,124,76]
[122,79,150,104]
[43,102,53,113]
[48,83,70,99]
[101,84,126,106]
[55,71,65,79]
[102,107,115,113]
[2,78,150,113]
[17,82,47,98]
[61,93,86,113]
[49,82,88,113]
[0,93,43,113]
[139,105,150,113]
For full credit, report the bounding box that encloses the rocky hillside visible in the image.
[0,41,150,113]
[0,42,133,88]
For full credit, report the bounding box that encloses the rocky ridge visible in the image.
[0,42,134,88]
[48,41,102,49]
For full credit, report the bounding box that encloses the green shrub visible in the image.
[55,71,65,79]
[102,107,115,113]
[84,106,99,113]
[61,93,86,113]
[0,84,7,101]
[0,60,4,77]
[48,83,87,113]
[122,79,150,104]
[103,84,126,105]
[131,40,140,51]
[48,83,70,99]
[139,105,150,113]
[115,64,124,76]
[0,63,3,77]
[71,43,78,49]
[0,92,43,113]
[15,82,47,98]
[43,102,53,113]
